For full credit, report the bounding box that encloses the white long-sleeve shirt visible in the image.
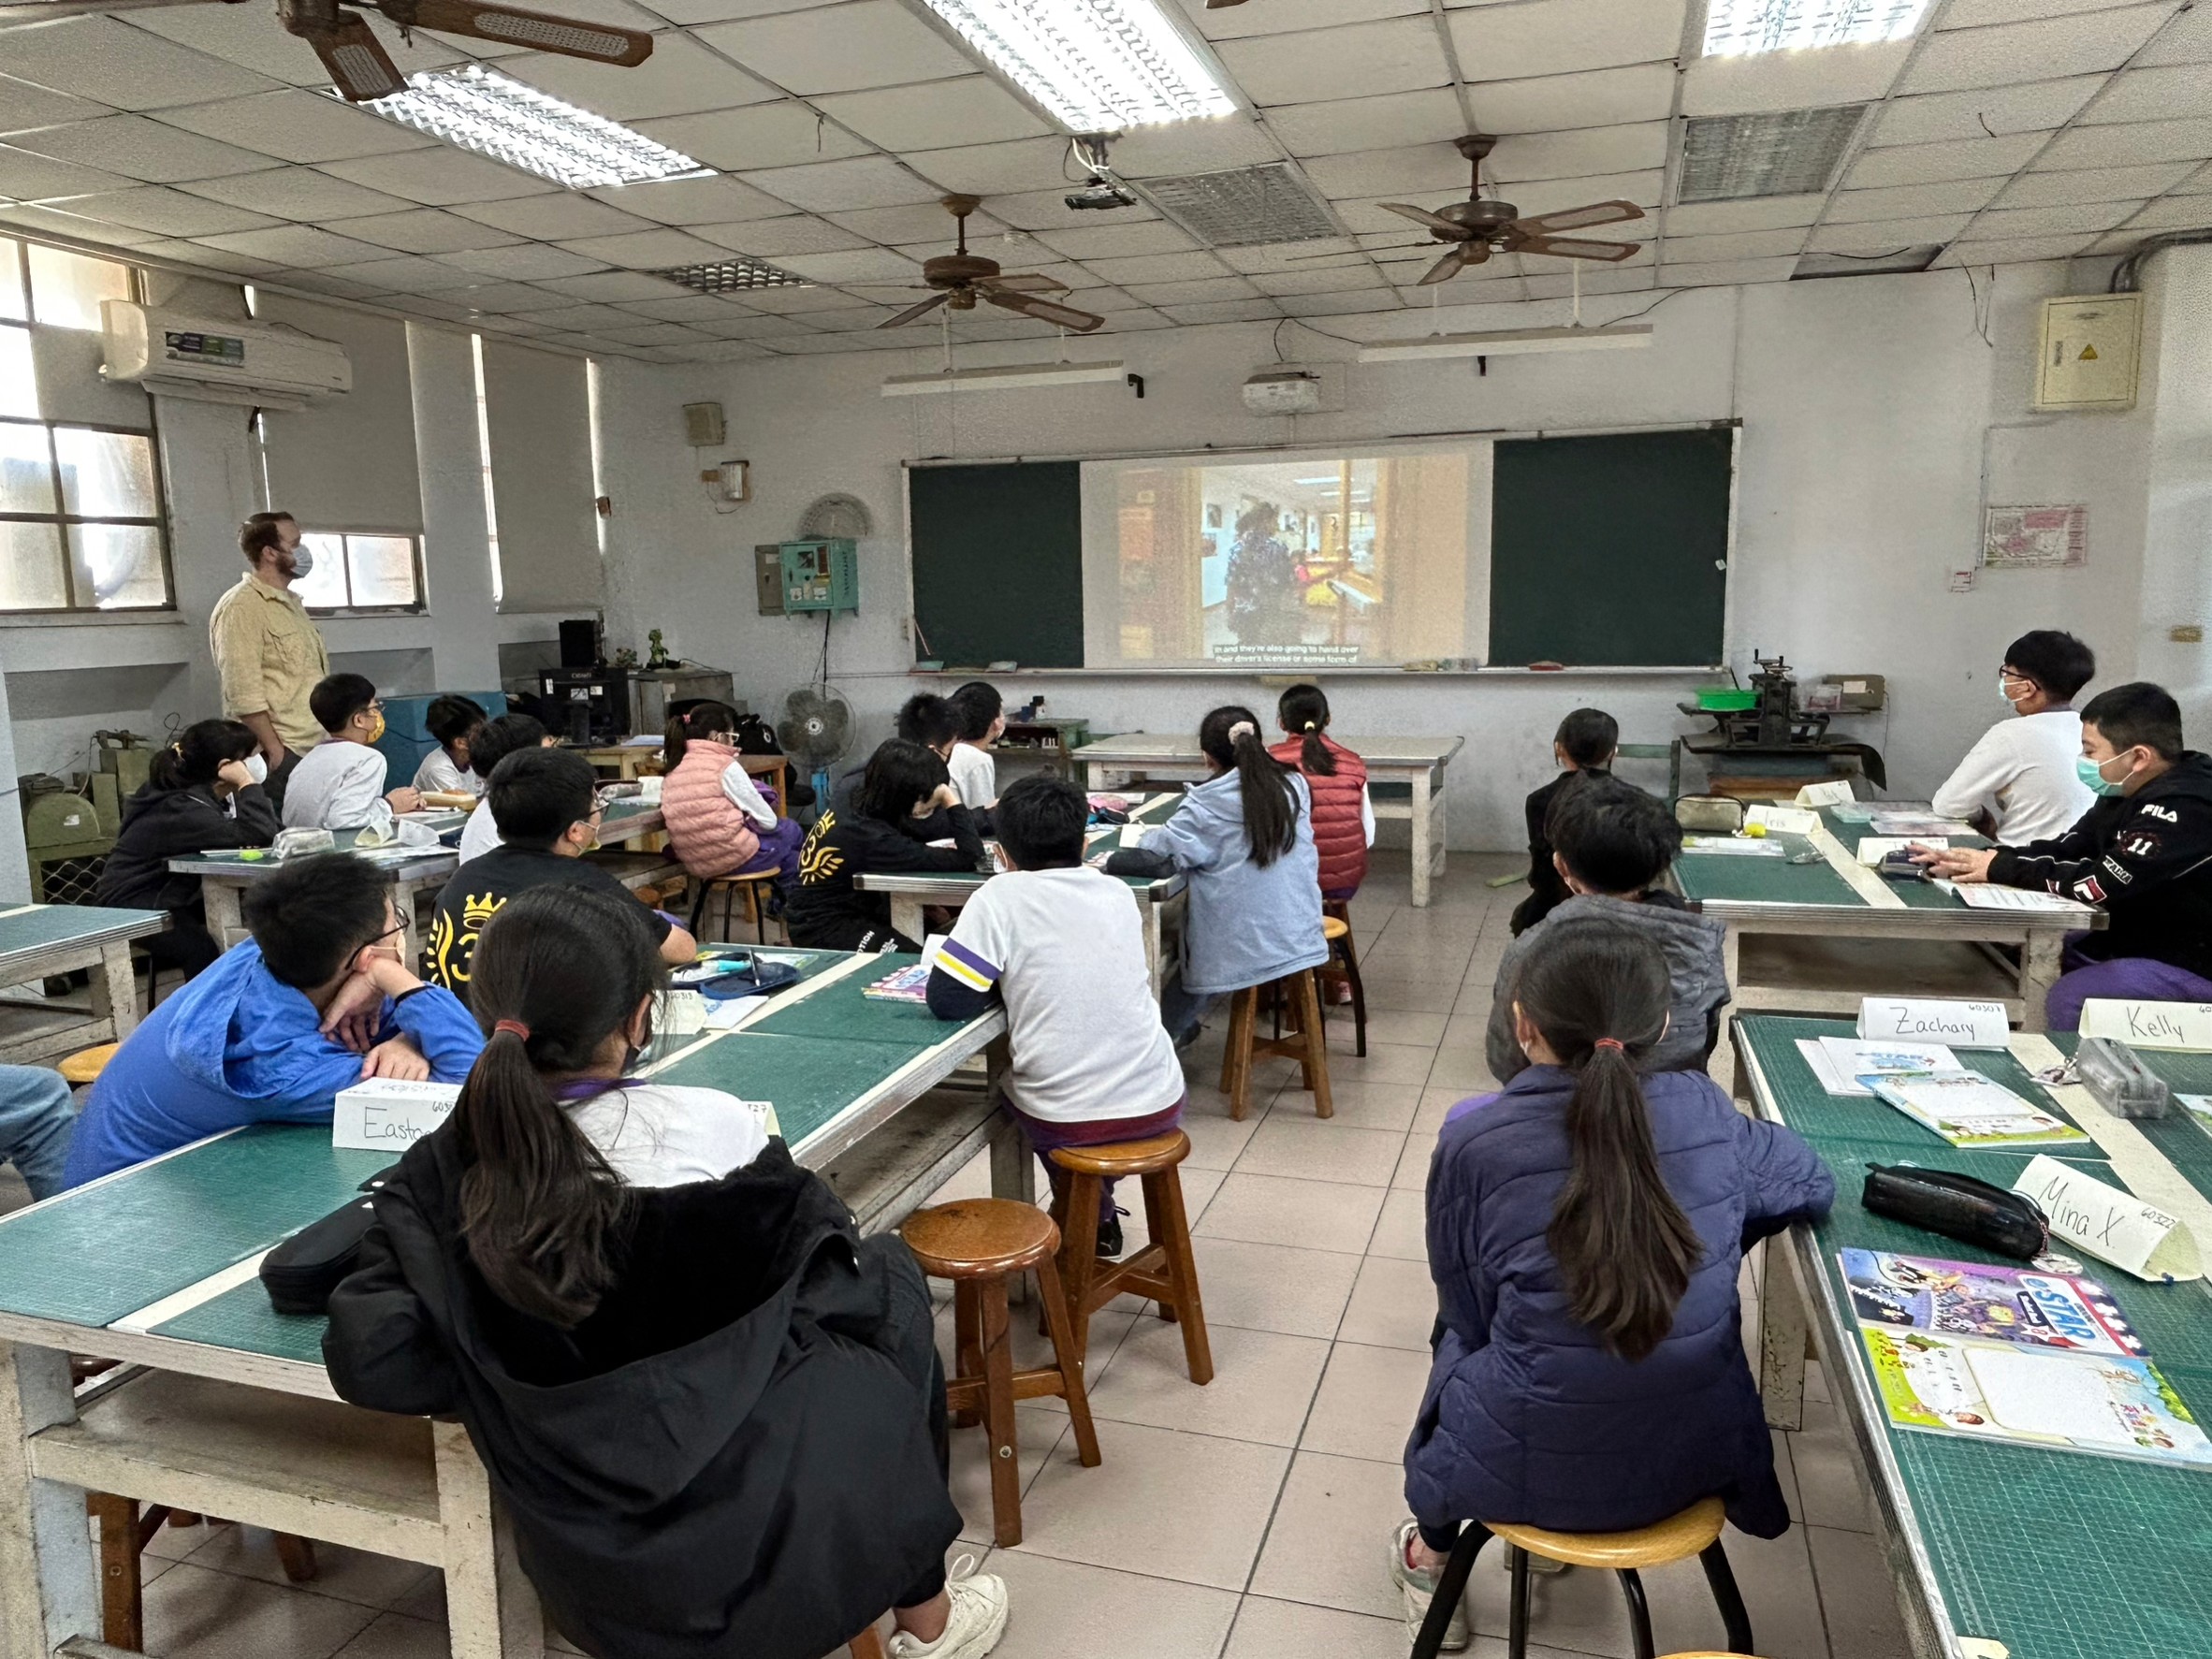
[1930,709,2092,845]
[281,741,393,833]
[719,759,778,830]
[457,797,502,864]
[413,749,477,796]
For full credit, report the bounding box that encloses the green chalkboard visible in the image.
[908,460,1084,668]
[1488,427,1733,668]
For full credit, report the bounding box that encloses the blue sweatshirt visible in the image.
[1137,768,1327,996]
[64,941,483,1187]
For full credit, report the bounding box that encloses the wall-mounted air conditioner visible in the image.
[100,300,351,411]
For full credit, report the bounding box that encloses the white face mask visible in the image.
[244,753,269,785]
[285,544,313,578]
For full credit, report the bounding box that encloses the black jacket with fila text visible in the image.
[1988,750,2212,980]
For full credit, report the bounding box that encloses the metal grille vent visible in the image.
[656,258,812,295]
[1678,106,1869,202]
[1135,163,1341,248]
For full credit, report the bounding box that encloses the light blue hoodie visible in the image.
[1140,768,1328,996]
[65,941,482,1187]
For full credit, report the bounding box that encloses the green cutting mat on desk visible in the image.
[1739,1017,2212,1659]
[2059,1040,2212,1215]
[649,1026,959,1153]
[153,1279,328,1367]
[747,955,949,1049]
[1675,840,1866,906]
[0,903,166,955]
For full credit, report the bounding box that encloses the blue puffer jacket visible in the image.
[1406,1065,1832,1540]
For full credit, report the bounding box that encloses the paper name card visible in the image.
[1119,822,1152,848]
[2013,1154,2202,1282]
[334,1078,462,1151]
[2078,999,2212,1052]
[1858,997,2010,1049]
[1744,804,1819,836]
[1795,779,1855,808]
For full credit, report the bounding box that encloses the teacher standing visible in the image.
[209,511,328,811]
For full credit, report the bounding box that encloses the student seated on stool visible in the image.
[455,714,553,866]
[1915,681,2212,1030]
[1510,708,1617,937]
[1930,629,2096,844]
[660,701,806,890]
[412,694,488,797]
[0,1065,79,1201]
[282,673,421,833]
[925,775,1186,1259]
[1392,922,1832,1649]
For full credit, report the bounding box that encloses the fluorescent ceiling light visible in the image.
[658,258,812,295]
[1703,0,1929,56]
[915,0,1234,131]
[1359,326,1653,363]
[882,360,1127,396]
[356,65,706,190]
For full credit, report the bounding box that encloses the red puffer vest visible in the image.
[1271,734,1367,896]
[660,736,762,879]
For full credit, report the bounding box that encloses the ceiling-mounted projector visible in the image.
[1241,368,1323,415]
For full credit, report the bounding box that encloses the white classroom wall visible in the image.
[595,249,2211,852]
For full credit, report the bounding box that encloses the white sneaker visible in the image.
[887,1557,1010,1659]
[1389,1519,1468,1652]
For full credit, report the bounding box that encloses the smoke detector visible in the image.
[1241,368,1323,415]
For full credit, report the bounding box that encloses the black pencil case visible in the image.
[1861,1163,2048,1260]
[259,1196,380,1316]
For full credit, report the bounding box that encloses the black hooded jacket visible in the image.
[95,779,278,916]
[322,1132,960,1659]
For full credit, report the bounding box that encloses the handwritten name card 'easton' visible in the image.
[2077,999,2212,1052]
[334,1079,462,1151]
[2012,1154,2202,1282]
[1858,997,2010,1049]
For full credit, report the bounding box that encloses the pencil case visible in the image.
[1861,1163,2048,1261]
[2073,1036,2171,1119]
[259,1196,380,1316]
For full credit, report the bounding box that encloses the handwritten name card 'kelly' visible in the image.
[1858,997,2011,1049]
[2077,999,2212,1052]
[2012,1154,2202,1282]
[334,1079,462,1151]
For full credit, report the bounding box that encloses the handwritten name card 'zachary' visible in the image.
[2078,999,2212,1052]
[1858,997,2011,1049]
[334,1079,462,1151]
[2013,1154,2203,1282]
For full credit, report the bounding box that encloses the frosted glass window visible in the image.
[76,523,167,608]
[53,427,156,517]
[27,244,131,332]
[0,326,36,419]
[294,532,349,608]
[0,520,67,609]
[0,418,54,514]
[0,240,24,323]
[348,535,417,607]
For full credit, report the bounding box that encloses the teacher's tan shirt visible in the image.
[209,572,329,756]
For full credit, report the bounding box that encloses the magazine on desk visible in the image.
[1870,1069,2090,1148]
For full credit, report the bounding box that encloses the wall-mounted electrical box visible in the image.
[683,401,725,444]
[753,544,786,616]
[769,538,857,614]
[2033,294,2142,412]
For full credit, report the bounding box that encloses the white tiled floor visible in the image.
[89,852,1914,1659]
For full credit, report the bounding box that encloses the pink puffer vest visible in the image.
[661,737,761,879]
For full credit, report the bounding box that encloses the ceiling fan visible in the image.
[878,196,1105,334]
[0,0,653,102]
[1374,135,1645,286]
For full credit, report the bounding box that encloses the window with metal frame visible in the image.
[291,528,429,615]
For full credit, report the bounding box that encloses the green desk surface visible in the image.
[1676,808,1983,911]
[746,953,948,1049]
[0,903,167,958]
[2055,1039,2212,1215]
[153,1278,327,1367]
[647,1027,965,1152]
[1739,1015,2212,1659]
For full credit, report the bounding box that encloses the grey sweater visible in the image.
[1485,892,1731,1083]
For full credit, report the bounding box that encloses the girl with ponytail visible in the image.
[1270,683,1374,904]
[1391,918,1832,1645]
[325,883,1009,1659]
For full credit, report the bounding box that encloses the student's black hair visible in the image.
[240,510,294,563]
[895,692,960,750]
[995,774,1087,869]
[2081,681,2185,762]
[662,699,737,770]
[2003,631,2096,702]
[1514,918,1703,1362]
[149,719,258,792]
[950,681,1003,743]
[240,852,393,989]
[488,748,599,849]
[452,884,666,1327]
[1277,683,1335,776]
[853,737,951,822]
[309,672,379,735]
[1199,705,1299,868]
[1554,707,1619,769]
[425,694,488,752]
[467,713,548,783]
[1547,775,1682,896]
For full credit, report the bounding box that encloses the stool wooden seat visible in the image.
[1411,1497,1753,1659]
[58,1042,119,1085]
[1318,905,1367,1056]
[1049,1132,1212,1387]
[1220,968,1332,1121]
[901,1199,1100,1547]
[689,867,779,944]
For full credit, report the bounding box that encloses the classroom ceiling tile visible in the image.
[1250,262,1385,294]
[904,136,1073,196]
[635,101,875,171]
[194,224,396,266]
[2170,161,2212,191]
[153,89,437,164]
[2120,193,2212,227]
[556,226,737,265]
[1900,6,2174,95]
[1659,194,1826,235]
[1844,133,2048,187]
[1499,169,1662,214]
[736,153,941,211]
[2036,116,2212,167]
[822,200,993,243]
[537,269,693,299]
[1159,298,1286,325]
[1659,226,1810,262]
[1300,142,1480,198]
[688,312,822,338]
[1261,89,1469,158]
[812,78,1049,153]
[325,208,527,255]
[52,185,278,239]
[1868,78,2103,147]
[1177,0,1428,42]
[1216,236,1359,270]
[2135,1,2212,63]
[692,214,869,255]
[0,74,100,137]
[1276,286,1398,315]
[450,195,659,240]
[1111,119,1287,177]
[770,245,921,282]
[0,17,279,109]
[1933,233,2098,265]
[1971,200,2147,237]
[444,244,608,282]
[693,2,977,95]
[1122,274,1263,304]
[500,35,779,119]
[7,116,278,185]
[2002,161,2195,203]
[975,187,1153,229]
[298,254,479,291]
[1488,121,1668,182]
[318,148,555,206]
[618,292,756,322]
[1944,0,2154,24]
[597,321,718,345]
[0,199,161,246]
[1445,0,1685,82]
[2081,65,2212,124]
[590,174,790,226]
[0,144,132,202]
[1653,255,1800,284]
[1679,39,1912,116]
[722,282,853,310]
[117,6,330,83]
[645,0,837,25]
[442,275,584,307]
[1080,249,1236,284]
[1805,214,1973,251]
[1214,17,1453,107]
[1031,219,1199,259]
[1826,178,2009,220]
[530,302,649,331]
[1467,63,1676,134]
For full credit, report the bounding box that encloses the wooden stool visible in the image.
[689,868,779,944]
[1411,1497,1754,1659]
[1048,1131,1213,1386]
[88,1497,317,1650]
[1318,906,1367,1056]
[1220,968,1332,1120]
[58,1042,119,1086]
[901,1199,1100,1547]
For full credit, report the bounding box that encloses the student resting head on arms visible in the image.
[1918,680,2212,1029]
[455,712,550,865]
[946,681,1004,810]
[1270,683,1373,904]
[95,717,277,981]
[428,747,694,992]
[1484,774,1727,1088]
[1930,629,2096,844]
[926,775,1186,1257]
[660,700,806,888]
[414,694,488,797]
[281,673,422,832]
[1509,706,1618,936]
[786,737,986,954]
[65,852,483,1188]
[323,884,1008,1659]
[1392,919,1832,1647]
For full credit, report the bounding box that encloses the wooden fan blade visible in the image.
[1515,199,1645,236]
[879,292,951,329]
[982,288,1104,332]
[391,0,651,64]
[1380,201,1472,237]
[310,12,408,101]
[983,272,1070,294]
[1518,234,1639,263]
[1416,247,1470,287]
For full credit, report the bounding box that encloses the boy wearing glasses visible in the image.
[282,672,424,832]
[64,853,482,1186]
[427,748,696,991]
